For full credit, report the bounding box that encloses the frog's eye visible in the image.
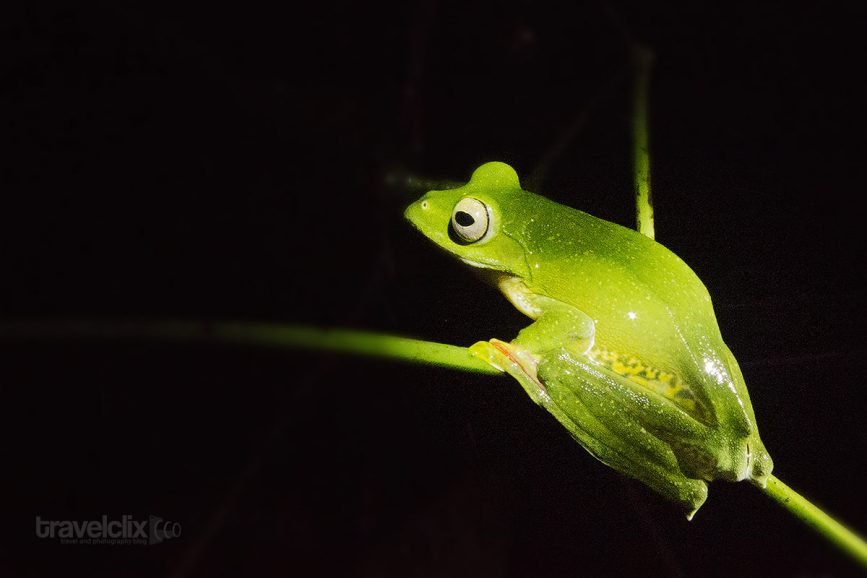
[451,197,491,243]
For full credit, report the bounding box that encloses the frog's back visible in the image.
[504,191,757,434]
[504,191,716,324]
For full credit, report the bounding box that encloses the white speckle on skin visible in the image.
[703,359,724,384]
[627,311,637,320]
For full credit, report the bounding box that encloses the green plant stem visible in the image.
[625,39,867,570]
[4,317,867,565]
[632,44,655,240]
[758,474,867,569]
[0,318,500,375]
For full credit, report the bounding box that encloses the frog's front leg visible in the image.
[469,294,594,407]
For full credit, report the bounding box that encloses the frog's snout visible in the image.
[403,197,427,228]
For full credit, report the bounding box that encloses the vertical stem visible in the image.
[632,44,655,239]
[758,474,867,569]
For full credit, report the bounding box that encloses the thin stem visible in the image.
[758,474,867,569]
[0,318,501,375]
[632,44,655,239]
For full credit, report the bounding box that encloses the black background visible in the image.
[2,2,866,576]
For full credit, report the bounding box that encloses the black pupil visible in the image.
[455,211,475,227]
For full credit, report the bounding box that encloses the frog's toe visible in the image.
[469,340,507,370]
[680,479,708,520]
[472,339,548,405]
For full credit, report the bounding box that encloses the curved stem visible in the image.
[4,318,866,566]
[758,474,867,569]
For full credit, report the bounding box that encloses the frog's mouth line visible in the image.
[459,257,495,269]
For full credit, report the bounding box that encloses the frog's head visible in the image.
[404,162,532,279]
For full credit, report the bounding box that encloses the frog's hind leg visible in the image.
[472,338,708,514]
[537,355,709,515]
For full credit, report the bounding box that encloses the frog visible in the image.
[404,161,773,518]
